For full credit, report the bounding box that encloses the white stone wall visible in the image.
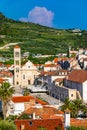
[3,77,13,85]
[44,66,57,72]
[8,102,24,116]
[83,61,87,69]
[14,103,24,115]
[83,80,87,102]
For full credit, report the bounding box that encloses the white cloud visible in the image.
[19,6,54,27]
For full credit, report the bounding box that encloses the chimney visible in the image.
[64,109,70,130]
[33,112,36,119]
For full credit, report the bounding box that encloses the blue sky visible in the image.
[0,0,87,29]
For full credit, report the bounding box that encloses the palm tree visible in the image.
[72,99,84,117]
[0,82,15,119]
[61,98,73,111]
[61,98,87,118]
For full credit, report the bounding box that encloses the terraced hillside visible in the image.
[0,12,87,57]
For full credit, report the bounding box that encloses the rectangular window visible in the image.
[16,68,19,72]
[15,60,19,65]
[23,75,25,80]
[71,94,73,97]
[28,80,30,85]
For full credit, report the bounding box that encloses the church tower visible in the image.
[14,46,21,86]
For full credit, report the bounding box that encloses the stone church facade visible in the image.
[14,46,40,87]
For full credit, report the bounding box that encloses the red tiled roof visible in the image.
[24,106,64,119]
[54,58,59,63]
[44,64,59,67]
[0,71,13,77]
[14,45,20,48]
[67,70,87,83]
[0,78,5,83]
[15,114,87,130]
[15,118,64,130]
[71,118,87,128]
[12,96,48,105]
[12,96,35,103]
[53,58,68,63]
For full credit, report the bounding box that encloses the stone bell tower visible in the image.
[14,45,21,86]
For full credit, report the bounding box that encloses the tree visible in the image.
[58,60,70,70]
[61,98,87,118]
[0,120,17,130]
[0,82,15,119]
[18,113,31,120]
[6,115,18,121]
[61,98,73,111]
[72,99,84,117]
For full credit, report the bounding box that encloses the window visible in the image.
[28,80,30,85]
[29,121,32,126]
[15,52,19,57]
[16,68,19,72]
[71,94,73,97]
[15,60,19,65]
[16,81,19,85]
[23,75,25,80]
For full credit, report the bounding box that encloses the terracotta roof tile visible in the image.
[0,71,13,77]
[54,58,59,63]
[53,58,68,63]
[67,70,87,83]
[0,78,5,83]
[44,64,59,67]
[12,96,48,105]
[24,106,64,119]
[14,45,20,48]
[12,96,35,103]
[15,118,64,130]
[71,118,87,128]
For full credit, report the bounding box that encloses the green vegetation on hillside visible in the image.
[0,12,87,58]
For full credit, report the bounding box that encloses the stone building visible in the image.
[14,46,40,87]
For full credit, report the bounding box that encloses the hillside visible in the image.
[0,12,87,57]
